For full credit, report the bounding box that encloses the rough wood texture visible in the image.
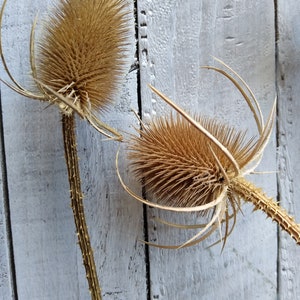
[0,0,299,299]
[0,2,96,297]
[277,1,300,299]
[0,118,14,300]
[137,1,277,299]
[0,0,145,299]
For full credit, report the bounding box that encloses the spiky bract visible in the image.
[129,114,254,208]
[123,66,300,247]
[36,0,130,115]
[119,61,299,248]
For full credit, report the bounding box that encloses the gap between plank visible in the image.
[133,1,152,299]
[273,0,282,297]
[0,89,19,299]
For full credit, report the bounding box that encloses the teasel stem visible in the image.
[231,177,300,244]
[62,113,102,300]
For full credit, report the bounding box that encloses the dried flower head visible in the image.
[0,0,132,297]
[117,58,300,249]
[0,0,131,140]
[128,114,255,209]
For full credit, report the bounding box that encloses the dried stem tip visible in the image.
[36,0,130,115]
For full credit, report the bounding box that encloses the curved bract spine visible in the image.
[0,0,131,140]
[1,0,131,298]
[120,58,299,249]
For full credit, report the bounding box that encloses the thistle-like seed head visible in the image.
[118,60,277,248]
[129,114,254,208]
[36,0,131,115]
[0,0,131,139]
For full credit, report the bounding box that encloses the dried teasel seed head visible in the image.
[128,114,255,209]
[120,63,300,248]
[0,0,131,139]
[36,0,131,115]
[0,0,131,141]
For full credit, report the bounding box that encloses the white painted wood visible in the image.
[1,1,90,298]
[75,79,147,299]
[2,0,300,299]
[0,0,146,299]
[0,133,14,299]
[277,1,300,299]
[137,0,277,299]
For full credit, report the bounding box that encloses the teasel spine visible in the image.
[122,61,300,248]
[62,113,102,299]
[231,176,300,244]
[0,0,132,296]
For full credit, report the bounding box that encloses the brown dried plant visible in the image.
[117,58,300,249]
[1,0,131,299]
[1,0,129,140]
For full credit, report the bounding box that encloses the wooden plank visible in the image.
[0,0,146,299]
[137,0,277,299]
[1,1,89,297]
[0,119,14,299]
[277,1,300,298]
[75,86,147,299]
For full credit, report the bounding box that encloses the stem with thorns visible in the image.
[231,177,300,244]
[62,114,102,300]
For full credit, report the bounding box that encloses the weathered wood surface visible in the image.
[0,0,145,299]
[137,1,277,299]
[277,1,300,299]
[0,0,299,299]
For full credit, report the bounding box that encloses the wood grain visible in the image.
[1,0,300,299]
[0,0,146,299]
[137,0,277,299]
[0,118,14,299]
[277,1,300,299]
[0,1,91,296]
